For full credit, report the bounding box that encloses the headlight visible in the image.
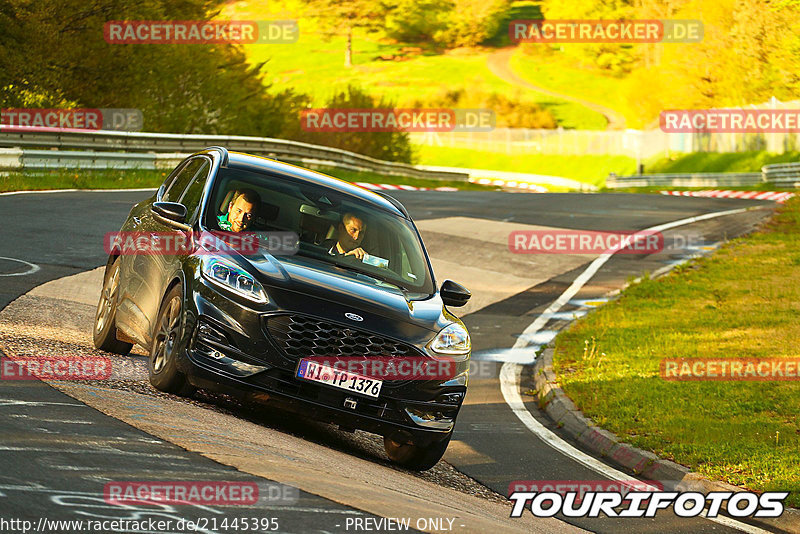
[429,322,471,357]
[201,256,267,303]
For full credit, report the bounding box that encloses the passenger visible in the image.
[218,189,260,232]
[327,212,368,259]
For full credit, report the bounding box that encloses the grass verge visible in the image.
[509,49,628,129]
[312,167,495,191]
[646,151,800,174]
[415,145,635,186]
[0,169,169,192]
[0,167,494,194]
[551,197,800,506]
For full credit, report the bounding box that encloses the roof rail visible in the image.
[206,146,229,166]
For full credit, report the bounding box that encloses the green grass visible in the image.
[226,0,510,104]
[551,197,800,505]
[308,166,495,191]
[646,151,800,174]
[415,145,636,186]
[220,1,604,130]
[509,50,618,130]
[0,166,493,193]
[0,169,168,192]
[603,184,798,194]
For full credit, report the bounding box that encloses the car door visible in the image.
[131,157,209,344]
[115,159,190,341]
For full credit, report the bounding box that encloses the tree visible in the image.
[540,0,638,74]
[384,0,452,44]
[434,0,510,48]
[298,85,414,163]
[301,0,397,67]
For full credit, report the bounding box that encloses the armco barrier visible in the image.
[417,165,595,191]
[20,150,158,170]
[606,171,763,188]
[0,127,469,182]
[608,163,800,189]
[762,162,800,186]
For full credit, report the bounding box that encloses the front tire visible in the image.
[148,285,195,397]
[384,432,452,471]
[93,258,133,355]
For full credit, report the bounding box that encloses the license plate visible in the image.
[296,359,382,398]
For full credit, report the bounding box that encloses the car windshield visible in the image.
[204,166,435,296]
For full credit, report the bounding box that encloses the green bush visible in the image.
[384,0,511,48]
[0,0,416,162]
[410,87,557,129]
[297,85,415,163]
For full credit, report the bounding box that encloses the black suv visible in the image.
[93,147,471,470]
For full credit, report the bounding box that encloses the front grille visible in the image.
[265,313,426,362]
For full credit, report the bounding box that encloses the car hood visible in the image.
[247,254,450,340]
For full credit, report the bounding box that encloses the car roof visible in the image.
[213,150,408,218]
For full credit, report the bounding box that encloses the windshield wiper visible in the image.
[332,262,382,281]
[332,262,413,296]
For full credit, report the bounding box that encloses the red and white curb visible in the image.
[470,177,548,192]
[661,190,795,203]
[354,182,459,192]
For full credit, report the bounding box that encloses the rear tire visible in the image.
[148,285,195,397]
[384,432,452,471]
[93,258,133,355]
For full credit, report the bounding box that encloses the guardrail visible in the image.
[417,165,595,191]
[762,162,800,186]
[0,127,470,182]
[606,171,763,188]
[0,148,599,191]
[607,163,800,188]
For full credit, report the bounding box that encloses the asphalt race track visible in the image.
[0,189,785,533]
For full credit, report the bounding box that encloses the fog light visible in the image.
[437,392,464,405]
[405,407,454,430]
[198,323,228,345]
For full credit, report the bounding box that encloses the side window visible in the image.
[162,158,205,203]
[160,160,188,192]
[179,160,211,223]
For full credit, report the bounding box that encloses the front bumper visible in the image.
[180,276,468,446]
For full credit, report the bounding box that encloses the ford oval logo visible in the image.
[344,312,363,322]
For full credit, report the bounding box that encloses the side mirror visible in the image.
[152,201,187,224]
[440,280,471,307]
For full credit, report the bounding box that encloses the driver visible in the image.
[218,189,260,232]
[327,212,368,259]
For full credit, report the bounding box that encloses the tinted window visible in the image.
[160,160,188,191]
[179,159,211,223]
[163,158,205,203]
